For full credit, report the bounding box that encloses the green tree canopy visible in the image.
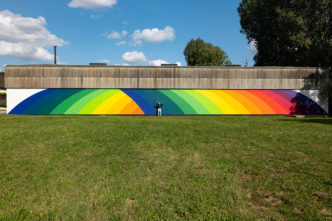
[319,78,332,101]
[238,0,332,67]
[184,38,232,66]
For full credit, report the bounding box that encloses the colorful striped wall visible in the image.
[7,89,327,115]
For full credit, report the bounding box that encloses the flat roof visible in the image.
[4,64,325,69]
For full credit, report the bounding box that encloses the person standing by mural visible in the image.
[155,101,163,116]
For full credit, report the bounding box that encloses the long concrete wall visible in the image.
[4,65,329,90]
[7,89,329,115]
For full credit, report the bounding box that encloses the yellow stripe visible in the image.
[187,90,222,114]
[106,93,133,114]
[226,90,263,114]
[218,91,250,114]
[197,90,225,114]
[92,91,123,114]
[204,90,237,114]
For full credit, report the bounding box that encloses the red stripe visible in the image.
[238,90,276,114]
[250,91,288,114]
[260,91,292,114]
[273,90,294,102]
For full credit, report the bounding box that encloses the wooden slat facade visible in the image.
[4,65,329,90]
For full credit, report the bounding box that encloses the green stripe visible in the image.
[79,89,120,114]
[65,90,108,114]
[173,90,210,114]
[150,90,184,114]
[37,90,81,114]
[186,90,223,114]
[51,89,91,114]
[160,90,196,114]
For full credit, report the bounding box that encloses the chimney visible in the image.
[54,46,57,65]
[89,63,107,66]
[161,64,178,67]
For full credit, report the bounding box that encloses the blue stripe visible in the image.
[121,89,155,115]
[24,89,70,114]
[285,90,327,115]
[137,90,171,114]
[9,90,52,114]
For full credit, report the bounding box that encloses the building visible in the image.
[4,65,329,115]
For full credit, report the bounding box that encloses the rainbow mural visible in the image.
[7,89,327,115]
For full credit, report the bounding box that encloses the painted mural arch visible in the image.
[7,89,327,115]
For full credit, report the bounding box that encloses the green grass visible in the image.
[0,116,331,220]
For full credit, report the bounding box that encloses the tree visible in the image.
[184,38,232,66]
[319,69,332,115]
[319,79,332,101]
[238,0,332,67]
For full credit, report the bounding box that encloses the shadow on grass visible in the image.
[279,118,332,125]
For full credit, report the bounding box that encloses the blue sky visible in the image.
[0,0,255,70]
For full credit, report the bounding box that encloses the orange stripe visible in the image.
[251,91,288,114]
[225,90,263,114]
[104,92,134,114]
[217,90,251,114]
[121,101,144,115]
[237,90,276,114]
[261,91,291,114]
[133,107,144,115]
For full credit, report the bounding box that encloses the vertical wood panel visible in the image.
[4,66,328,90]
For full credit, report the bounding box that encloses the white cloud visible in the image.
[116,40,126,46]
[0,10,65,46]
[57,61,67,65]
[97,59,110,63]
[69,0,117,10]
[90,14,103,19]
[147,60,182,66]
[249,40,257,54]
[106,31,121,39]
[0,41,53,61]
[121,50,182,66]
[122,30,128,37]
[148,59,169,66]
[105,30,128,39]
[122,51,146,64]
[132,26,175,44]
[0,10,67,61]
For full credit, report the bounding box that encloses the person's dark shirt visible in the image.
[156,103,163,108]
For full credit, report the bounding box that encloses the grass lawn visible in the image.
[0,115,331,220]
